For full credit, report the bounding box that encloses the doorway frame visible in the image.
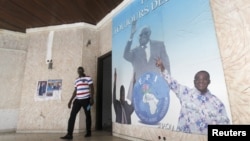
[95,51,112,131]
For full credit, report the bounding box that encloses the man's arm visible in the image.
[113,68,117,103]
[123,20,137,62]
[155,57,190,98]
[129,72,136,113]
[89,83,94,105]
[130,20,136,39]
[130,72,136,106]
[213,98,230,124]
[68,88,76,108]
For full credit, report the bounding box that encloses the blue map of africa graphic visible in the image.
[133,72,170,125]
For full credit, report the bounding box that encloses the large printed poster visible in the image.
[112,0,232,135]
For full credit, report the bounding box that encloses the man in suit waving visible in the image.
[123,20,171,80]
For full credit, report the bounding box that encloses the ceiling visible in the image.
[0,0,123,33]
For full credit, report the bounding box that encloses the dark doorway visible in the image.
[95,51,112,132]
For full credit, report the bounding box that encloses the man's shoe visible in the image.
[60,134,73,140]
[84,133,91,137]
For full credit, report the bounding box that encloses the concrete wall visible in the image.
[0,24,98,133]
[0,31,27,132]
[15,26,99,133]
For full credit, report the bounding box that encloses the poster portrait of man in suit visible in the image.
[123,20,171,80]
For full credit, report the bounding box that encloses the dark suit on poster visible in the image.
[113,69,134,124]
[123,21,170,80]
[38,81,47,96]
[124,39,170,80]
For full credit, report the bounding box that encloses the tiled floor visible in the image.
[0,131,130,141]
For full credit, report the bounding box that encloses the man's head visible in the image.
[194,70,210,94]
[139,26,151,46]
[120,85,125,104]
[77,66,84,76]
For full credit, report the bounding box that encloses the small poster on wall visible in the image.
[35,79,62,101]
